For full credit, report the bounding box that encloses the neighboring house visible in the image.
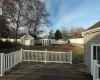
[82,21,100,80]
[20,34,34,46]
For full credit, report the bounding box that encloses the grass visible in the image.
[0,45,64,53]
[72,47,84,63]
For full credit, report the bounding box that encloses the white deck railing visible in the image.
[93,60,100,80]
[0,49,72,76]
[4,50,22,72]
[22,49,72,64]
[0,50,22,76]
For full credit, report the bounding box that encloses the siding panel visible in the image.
[84,32,100,71]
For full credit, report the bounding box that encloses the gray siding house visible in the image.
[82,21,100,79]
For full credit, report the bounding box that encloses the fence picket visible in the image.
[50,53,53,61]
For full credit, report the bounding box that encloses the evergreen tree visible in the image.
[54,30,62,40]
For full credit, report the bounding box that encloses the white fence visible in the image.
[1,38,65,45]
[68,38,84,44]
[51,39,65,44]
[22,49,72,64]
[0,49,72,76]
[35,40,42,44]
[0,50,22,76]
[93,60,100,80]
[4,51,22,72]
[35,39,65,46]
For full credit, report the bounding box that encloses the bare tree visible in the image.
[2,0,49,41]
[0,15,10,38]
[3,0,26,42]
[49,30,54,39]
[70,27,85,38]
[22,0,49,37]
[61,27,70,40]
[33,0,49,37]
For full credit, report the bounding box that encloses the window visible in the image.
[93,46,97,60]
[93,45,100,62]
[99,67,100,78]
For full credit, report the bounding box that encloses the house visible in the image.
[82,21,100,80]
[20,34,34,46]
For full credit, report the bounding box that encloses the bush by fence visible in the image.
[0,39,21,48]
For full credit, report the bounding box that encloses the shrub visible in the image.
[0,40,21,48]
[11,41,21,46]
[68,40,70,44]
[0,39,3,44]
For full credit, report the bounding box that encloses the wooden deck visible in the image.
[0,62,92,80]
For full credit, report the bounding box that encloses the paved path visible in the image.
[0,62,92,80]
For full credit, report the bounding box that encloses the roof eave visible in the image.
[82,27,100,36]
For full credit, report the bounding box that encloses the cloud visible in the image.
[44,0,100,30]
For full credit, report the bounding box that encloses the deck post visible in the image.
[70,50,72,64]
[45,49,47,63]
[20,48,23,62]
[0,53,5,76]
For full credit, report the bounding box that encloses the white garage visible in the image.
[21,34,34,46]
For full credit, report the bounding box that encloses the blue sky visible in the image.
[44,0,100,30]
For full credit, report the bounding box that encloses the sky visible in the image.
[43,0,100,30]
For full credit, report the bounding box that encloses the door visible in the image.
[91,45,98,75]
[25,39,30,46]
[91,44,100,80]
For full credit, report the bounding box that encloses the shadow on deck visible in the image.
[0,62,93,80]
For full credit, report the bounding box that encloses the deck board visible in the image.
[0,62,92,80]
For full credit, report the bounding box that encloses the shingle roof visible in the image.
[87,21,100,30]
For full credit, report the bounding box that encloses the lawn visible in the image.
[0,44,84,64]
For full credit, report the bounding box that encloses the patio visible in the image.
[0,62,92,80]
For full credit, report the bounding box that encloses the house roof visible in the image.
[82,21,100,36]
[21,34,34,39]
[87,21,100,30]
